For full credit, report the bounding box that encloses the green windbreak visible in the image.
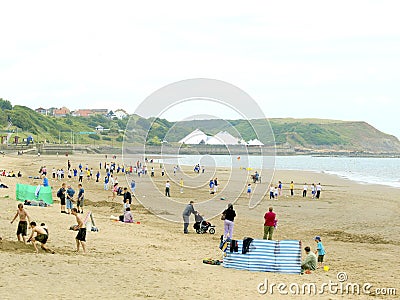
[15,183,53,204]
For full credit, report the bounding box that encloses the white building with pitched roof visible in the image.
[178,129,209,144]
[207,131,241,145]
[247,139,264,146]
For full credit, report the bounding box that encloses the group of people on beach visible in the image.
[264,181,322,199]
[2,154,329,274]
[0,169,21,177]
[182,168,325,273]
[6,202,87,254]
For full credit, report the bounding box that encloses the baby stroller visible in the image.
[193,213,215,234]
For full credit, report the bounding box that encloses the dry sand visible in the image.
[0,153,399,300]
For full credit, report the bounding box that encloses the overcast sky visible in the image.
[1,1,400,138]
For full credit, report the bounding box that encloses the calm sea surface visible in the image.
[160,155,400,188]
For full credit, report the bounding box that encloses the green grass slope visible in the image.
[1,98,399,153]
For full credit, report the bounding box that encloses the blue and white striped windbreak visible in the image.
[223,240,301,274]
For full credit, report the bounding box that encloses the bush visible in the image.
[88,134,100,140]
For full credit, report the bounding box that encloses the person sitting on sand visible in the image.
[0,182,8,188]
[71,208,87,254]
[124,207,134,223]
[301,246,317,272]
[27,221,54,254]
[11,203,31,244]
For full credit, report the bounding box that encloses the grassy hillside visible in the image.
[0,104,128,145]
[1,98,399,153]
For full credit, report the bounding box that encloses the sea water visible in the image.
[160,155,400,188]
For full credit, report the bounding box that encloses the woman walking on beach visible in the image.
[222,204,236,240]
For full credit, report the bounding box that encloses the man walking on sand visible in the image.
[263,207,276,240]
[71,208,87,254]
[11,203,31,243]
[27,222,54,254]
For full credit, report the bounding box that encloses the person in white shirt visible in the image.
[269,185,275,199]
[303,183,308,197]
[316,183,322,199]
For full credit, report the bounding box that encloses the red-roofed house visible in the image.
[53,107,70,117]
[73,109,93,117]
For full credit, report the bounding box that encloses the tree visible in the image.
[0,98,12,110]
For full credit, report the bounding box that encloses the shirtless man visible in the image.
[71,208,87,254]
[11,203,31,243]
[27,222,54,254]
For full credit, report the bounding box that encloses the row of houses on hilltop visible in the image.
[35,107,129,119]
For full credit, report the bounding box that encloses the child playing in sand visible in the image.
[71,208,87,254]
[11,203,31,244]
[123,207,134,223]
[27,221,54,254]
[314,236,326,268]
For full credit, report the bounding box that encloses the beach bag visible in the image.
[221,212,226,220]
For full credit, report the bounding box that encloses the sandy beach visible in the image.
[0,153,399,300]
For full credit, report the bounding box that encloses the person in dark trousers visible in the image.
[182,201,196,234]
[58,183,67,214]
[123,187,132,205]
[77,184,85,214]
[290,181,294,196]
[316,183,322,199]
[165,181,170,197]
